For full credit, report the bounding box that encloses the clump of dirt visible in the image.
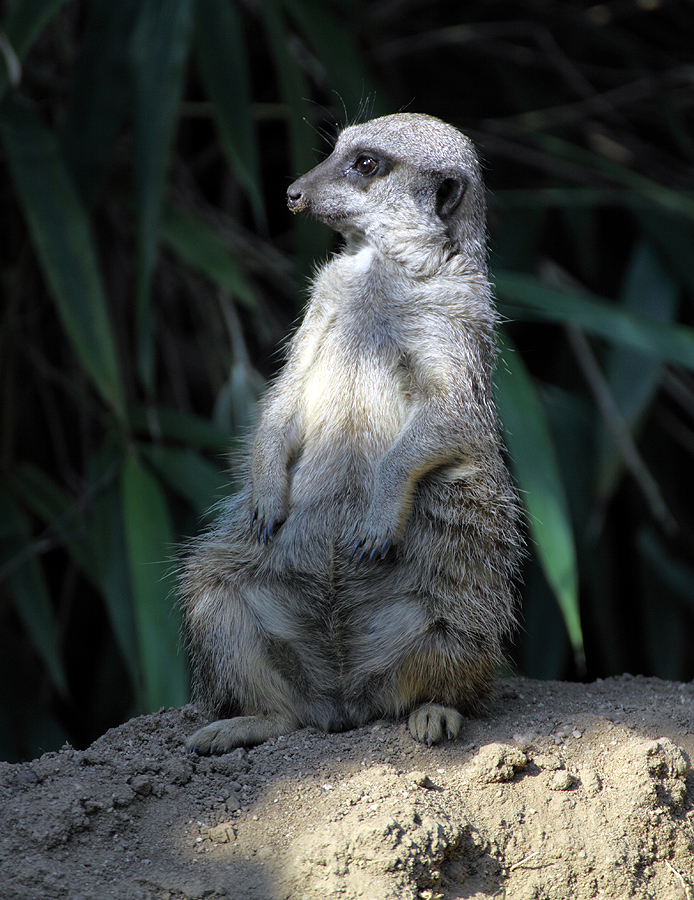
[2,675,693,899]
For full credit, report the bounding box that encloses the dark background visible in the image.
[1,0,693,761]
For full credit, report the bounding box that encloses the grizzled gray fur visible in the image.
[180,113,523,753]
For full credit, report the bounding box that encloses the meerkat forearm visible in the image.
[250,398,302,541]
[353,397,493,560]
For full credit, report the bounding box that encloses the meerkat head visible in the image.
[287,113,487,274]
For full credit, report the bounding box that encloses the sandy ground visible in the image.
[1,675,693,900]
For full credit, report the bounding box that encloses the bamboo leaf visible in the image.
[59,0,140,208]
[0,487,68,696]
[262,0,313,175]
[12,458,141,691]
[0,0,71,98]
[519,558,570,679]
[129,404,233,451]
[495,332,584,667]
[495,270,694,370]
[87,449,141,692]
[140,444,227,515]
[0,96,126,421]
[121,453,188,711]
[129,0,194,391]
[213,358,264,436]
[636,528,690,679]
[160,204,256,309]
[282,0,383,121]
[11,463,95,581]
[534,133,694,224]
[633,208,694,296]
[596,241,679,500]
[262,0,331,273]
[194,0,265,227]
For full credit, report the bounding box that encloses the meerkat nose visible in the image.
[287,183,306,211]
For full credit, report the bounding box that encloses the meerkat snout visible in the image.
[286,184,306,212]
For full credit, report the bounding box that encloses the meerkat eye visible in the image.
[353,154,379,176]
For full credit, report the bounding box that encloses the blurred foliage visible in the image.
[0,0,693,761]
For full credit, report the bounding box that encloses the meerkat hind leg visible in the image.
[408,703,463,745]
[185,713,298,755]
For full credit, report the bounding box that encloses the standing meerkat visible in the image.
[180,112,523,753]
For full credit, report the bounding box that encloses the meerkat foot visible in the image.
[185,714,297,754]
[408,704,463,745]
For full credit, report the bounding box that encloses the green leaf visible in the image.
[10,463,96,582]
[87,447,141,692]
[213,358,264,436]
[140,443,227,515]
[129,404,234,451]
[636,528,690,679]
[495,270,694,371]
[0,0,71,98]
[519,557,569,680]
[495,332,584,667]
[282,0,383,121]
[0,96,126,422]
[121,453,188,710]
[59,0,140,207]
[129,0,194,391]
[194,0,265,228]
[596,241,679,501]
[492,187,625,209]
[262,0,313,175]
[12,457,141,692]
[633,208,694,296]
[534,134,694,224]
[637,527,694,611]
[159,204,256,309]
[262,0,331,275]
[0,487,68,696]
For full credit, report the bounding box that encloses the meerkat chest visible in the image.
[299,311,410,448]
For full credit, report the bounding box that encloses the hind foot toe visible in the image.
[185,714,296,754]
[408,704,463,745]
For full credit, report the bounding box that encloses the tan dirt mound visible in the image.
[1,675,693,899]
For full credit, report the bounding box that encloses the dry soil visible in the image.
[2,675,693,900]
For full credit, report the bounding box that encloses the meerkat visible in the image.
[180,112,523,754]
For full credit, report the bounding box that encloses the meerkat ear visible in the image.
[436,175,467,219]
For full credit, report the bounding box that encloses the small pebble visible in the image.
[407,771,436,789]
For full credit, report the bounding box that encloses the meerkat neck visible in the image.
[342,231,487,283]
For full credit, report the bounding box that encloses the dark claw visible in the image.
[250,507,258,529]
[352,535,392,565]
[447,728,454,741]
[263,517,277,544]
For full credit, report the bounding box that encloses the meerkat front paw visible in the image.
[250,497,287,545]
[350,530,394,564]
[408,704,463,745]
[351,487,409,564]
[185,714,297,754]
